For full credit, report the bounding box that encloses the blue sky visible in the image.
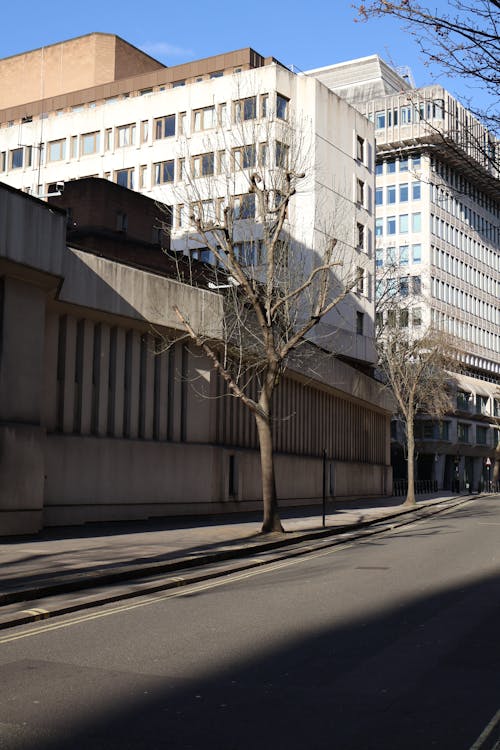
[1,0,479,108]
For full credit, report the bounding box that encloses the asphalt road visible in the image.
[1,496,500,750]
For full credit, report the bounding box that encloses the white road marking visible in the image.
[468,708,500,750]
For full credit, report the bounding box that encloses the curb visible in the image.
[0,494,476,631]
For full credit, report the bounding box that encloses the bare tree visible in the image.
[165,104,360,533]
[375,271,455,505]
[356,0,500,134]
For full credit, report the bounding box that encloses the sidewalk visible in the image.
[0,492,479,626]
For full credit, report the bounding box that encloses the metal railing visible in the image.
[393,479,438,496]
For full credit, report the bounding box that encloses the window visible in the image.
[412,307,422,326]
[412,244,422,263]
[399,214,409,233]
[217,151,227,174]
[235,241,258,266]
[375,187,383,205]
[275,141,289,168]
[141,120,149,143]
[261,94,269,117]
[457,423,470,443]
[387,216,396,235]
[399,309,409,328]
[476,426,488,445]
[375,163,383,175]
[47,139,66,162]
[233,193,255,219]
[155,115,176,139]
[356,179,365,205]
[105,129,112,150]
[457,391,471,411]
[399,276,409,297]
[210,71,223,78]
[81,131,100,155]
[70,136,78,158]
[193,106,216,131]
[375,218,384,237]
[357,222,365,249]
[356,135,365,161]
[412,213,422,232]
[233,144,256,170]
[356,311,364,336]
[259,142,268,166]
[399,158,408,172]
[192,200,216,224]
[412,156,421,169]
[139,165,148,189]
[179,112,187,135]
[172,80,185,88]
[400,106,412,124]
[154,160,175,184]
[399,183,408,202]
[234,96,256,122]
[375,111,386,129]
[399,245,409,265]
[386,247,396,264]
[0,152,5,171]
[11,147,23,169]
[387,185,396,204]
[386,159,396,174]
[375,248,384,268]
[218,102,227,125]
[356,267,365,294]
[115,168,134,189]
[117,124,136,148]
[412,181,421,200]
[192,152,215,177]
[433,99,444,119]
[412,276,421,294]
[276,94,289,120]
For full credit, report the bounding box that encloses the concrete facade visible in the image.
[0,182,393,535]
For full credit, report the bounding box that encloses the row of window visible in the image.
[431,191,499,249]
[414,419,499,447]
[456,423,497,446]
[432,245,499,297]
[431,308,500,353]
[0,94,291,173]
[431,277,499,326]
[370,100,445,130]
[376,275,422,299]
[431,157,499,218]
[375,155,421,175]
[431,218,499,273]
[456,392,500,416]
[375,182,421,205]
[376,306,423,329]
[376,244,422,267]
[375,212,422,236]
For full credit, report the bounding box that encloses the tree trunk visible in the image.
[404,413,416,506]
[255,409,283,534]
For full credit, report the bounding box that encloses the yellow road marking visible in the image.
[0,542,354,645]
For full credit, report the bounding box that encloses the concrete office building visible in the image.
[0,36,395,534]
[0,33,376,366]
[308,56,500,491]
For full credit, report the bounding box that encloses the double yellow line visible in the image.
[0,541,354,645]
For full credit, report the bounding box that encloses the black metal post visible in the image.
[322,449,327,528]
